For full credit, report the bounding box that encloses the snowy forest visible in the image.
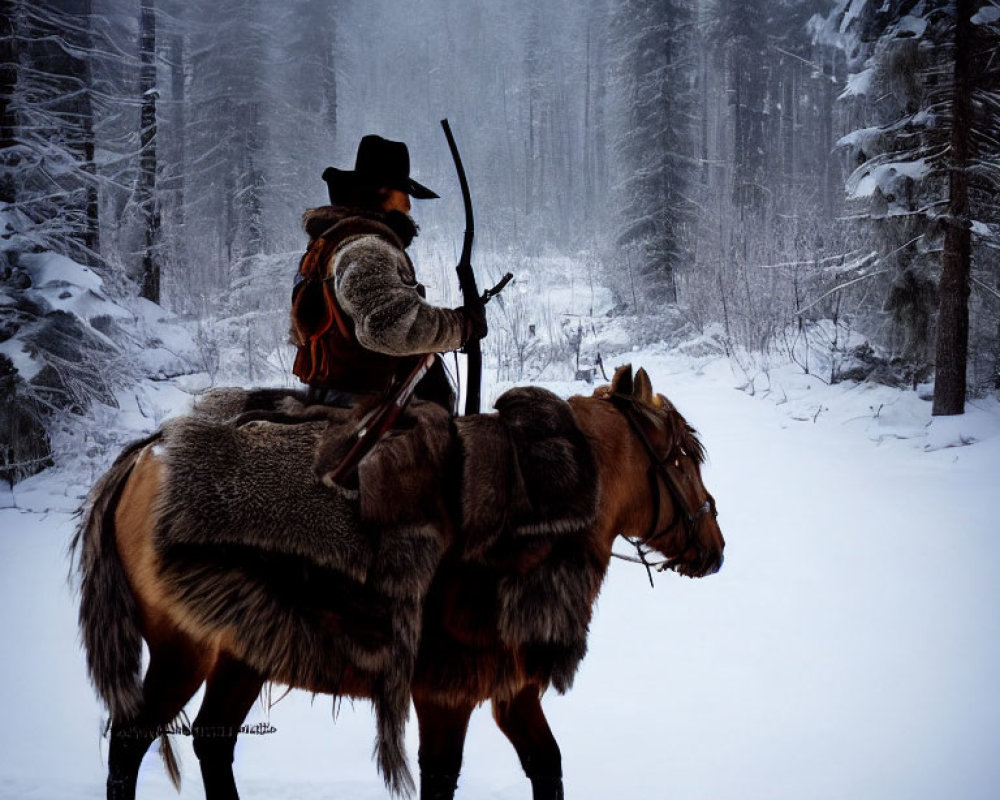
[4,4,1000,800]
[2,0,1000,483]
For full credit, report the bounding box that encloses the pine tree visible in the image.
[710,0,770,215]
[965,3,1000,396]
[0,0,138,482]
[832,0,1000,402]
[611,0,698,306]
[934,0,1000,412]
[5,0,101,262]
[583,0,611,232]
[181,0,268,289]
[834,2,949,378]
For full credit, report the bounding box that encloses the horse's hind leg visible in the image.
[413,692,476,800]
[190,655,265,800]
[108,633,209,800]
[492,686,564,800]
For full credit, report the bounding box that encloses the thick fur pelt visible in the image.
[153,393,453,793]
[303,205,418,249]
[190,386,311,421]
[157,416,376,575]
[452,385,605,691]
[74,433,162,723]
[301,205,466,356]
[147,384,605,780]
[455,386,600,556]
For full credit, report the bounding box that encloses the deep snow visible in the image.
[2,350,999,800]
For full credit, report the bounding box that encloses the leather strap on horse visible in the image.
[319,353,437,488]
[608,393,718,583]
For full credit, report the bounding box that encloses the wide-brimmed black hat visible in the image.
[322,135,438,201]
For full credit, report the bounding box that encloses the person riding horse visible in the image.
[290,134,487,412]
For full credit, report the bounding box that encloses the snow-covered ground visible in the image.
[2,341,999,800]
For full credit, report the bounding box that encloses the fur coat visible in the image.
[301,206,466,357]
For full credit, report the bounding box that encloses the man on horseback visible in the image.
[291,134,487,411]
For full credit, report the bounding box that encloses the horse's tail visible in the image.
[159,723,182,789]
[71,432,161,724]
[375,669,416,798]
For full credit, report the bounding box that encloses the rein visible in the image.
[608,393,717,584]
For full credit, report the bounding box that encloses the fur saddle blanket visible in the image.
[151,384,602,789]
[155,389,451,791]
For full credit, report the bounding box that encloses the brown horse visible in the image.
[73,365,724,800]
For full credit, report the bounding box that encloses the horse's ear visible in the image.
[610,364,633,395]
[634,368,654,404]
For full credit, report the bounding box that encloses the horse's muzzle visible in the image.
[668,551,724,579]
[668,515,725,578]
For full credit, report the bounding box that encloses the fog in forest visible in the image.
[2,0,999,481]
[4,8,1000,799]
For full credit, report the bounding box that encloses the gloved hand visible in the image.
[457,303,488,344]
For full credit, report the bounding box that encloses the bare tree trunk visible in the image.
[781,63,794,192]
[169,29,185,230]
[242,100,265,261]
[700,43,709,185]
[138,0,161,302]
[933,0,973,415]
[24,0,100,263]
[78,0,99,262]
[320,9,337,135]
[591,2,608,215]
[0,0,15,205]
[583,16,593,222]
[820,45,836,221]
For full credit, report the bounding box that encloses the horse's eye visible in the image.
[679,447,687,456]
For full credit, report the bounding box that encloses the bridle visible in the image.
[608,393,717,583]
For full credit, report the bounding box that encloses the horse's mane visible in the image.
[597,387,707,467]
[665,407,707,466]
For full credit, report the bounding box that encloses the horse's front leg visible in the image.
[413,692,475,800]
[492,685,564,800]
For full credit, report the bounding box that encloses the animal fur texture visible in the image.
[301,206,466,356]
[77,384,605,792]
[454,387,603,691]
[155,393,453,792]
[456,386,600,553]
[73,433,161,723]
[178,384,605,693]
